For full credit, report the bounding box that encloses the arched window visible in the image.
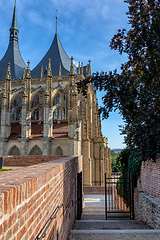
[9,146,20,155]
[31,96,40,108]
[31,109,39,121]
[53,93,60,120]
[11,96,22,109]
[63,88,69,119]
[55,146,63,156]
[11,108,21,121]
[29,145,42,155]
[11,95,22,121]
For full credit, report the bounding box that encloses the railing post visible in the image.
[105,173,107,220]
[131,173,135,220]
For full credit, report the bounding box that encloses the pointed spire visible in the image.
[56,10,58,34]
[26,61,31,79]
[6,62,11,80]
[10,0,19,41]
[47,58,52,77]
[81,62,83,75]
[70,56,74,75]
[78,62,81,74]
[23,68,25,79]
[88,60,91,76]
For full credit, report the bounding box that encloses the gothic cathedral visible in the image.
[0,1,111,186]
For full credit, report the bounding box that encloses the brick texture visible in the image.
[0,155,83,240]
[135,158,160,200]
[2,155,68,166]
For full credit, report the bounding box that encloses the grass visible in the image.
[0,169,12,171]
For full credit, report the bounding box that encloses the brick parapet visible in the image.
[0,155,83,240]
[2,155,68,166]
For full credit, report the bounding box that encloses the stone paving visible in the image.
[69,195,160,240]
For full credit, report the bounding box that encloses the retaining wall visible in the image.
[0,155,82,240]
[134,158,160,228]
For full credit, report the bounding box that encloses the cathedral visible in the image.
[0,1,111,186]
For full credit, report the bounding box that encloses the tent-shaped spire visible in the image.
[32,33,78,78]
[0,0,27,81]
[32,14,78,78]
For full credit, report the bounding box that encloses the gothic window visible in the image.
[53,108,59,120]
[31,109,39,121]
[55,146,63,156]
[53,93,60,106]
[11,96,22,109]
[63,88,69,119]
[53,93,60,120]
[11,108,21,121]
[9,146,20,155]
[11,95,22,121]
[29,145,42,155]
[31,96,40,108]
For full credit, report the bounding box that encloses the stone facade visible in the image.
[0,1,111,186]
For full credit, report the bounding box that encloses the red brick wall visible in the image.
[0,156,83,240]
[136,158,160,199]
[2,155,68,166]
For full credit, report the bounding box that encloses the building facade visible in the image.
[0,1,111,186]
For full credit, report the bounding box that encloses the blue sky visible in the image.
[0,0,130,149]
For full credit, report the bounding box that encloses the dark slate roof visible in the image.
[0,41,27,81]
[0,0,27,81]
[32,33,78,78]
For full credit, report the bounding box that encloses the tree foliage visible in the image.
[111,151,121,172]
[78,0,160,161]
[116,147,141,206]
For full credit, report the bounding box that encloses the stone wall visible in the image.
[134,158,160,228]
[0,156,82,240]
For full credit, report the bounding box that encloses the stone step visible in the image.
[73,220,151,230]
[81,213,130,220]
[69,229,160,240]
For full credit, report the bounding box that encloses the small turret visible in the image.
[6,62,11,80]
[47,58,52,77]
[26,61,31,79]
[70,56,74,76]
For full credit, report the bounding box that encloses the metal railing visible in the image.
[35,200,74,240]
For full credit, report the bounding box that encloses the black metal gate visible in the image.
[105,173,134,220]
[77,171,82,220]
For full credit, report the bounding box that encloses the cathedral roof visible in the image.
[0,0,27,81]
[32,33,78,78]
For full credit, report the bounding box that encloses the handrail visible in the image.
[35,200,74,240]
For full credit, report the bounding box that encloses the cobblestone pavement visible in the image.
[69,195,160,240]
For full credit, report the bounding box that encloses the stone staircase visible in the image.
[69,195,160,240]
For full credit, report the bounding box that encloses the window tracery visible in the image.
[9,146,20,155]
[30,145,42,155]
[31,109,39,121]
[11,95,22,121]
[55,146,63,155]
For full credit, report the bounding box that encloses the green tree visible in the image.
[116,147,141,206]
[111,151,121,172]
[78,0,160,161]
